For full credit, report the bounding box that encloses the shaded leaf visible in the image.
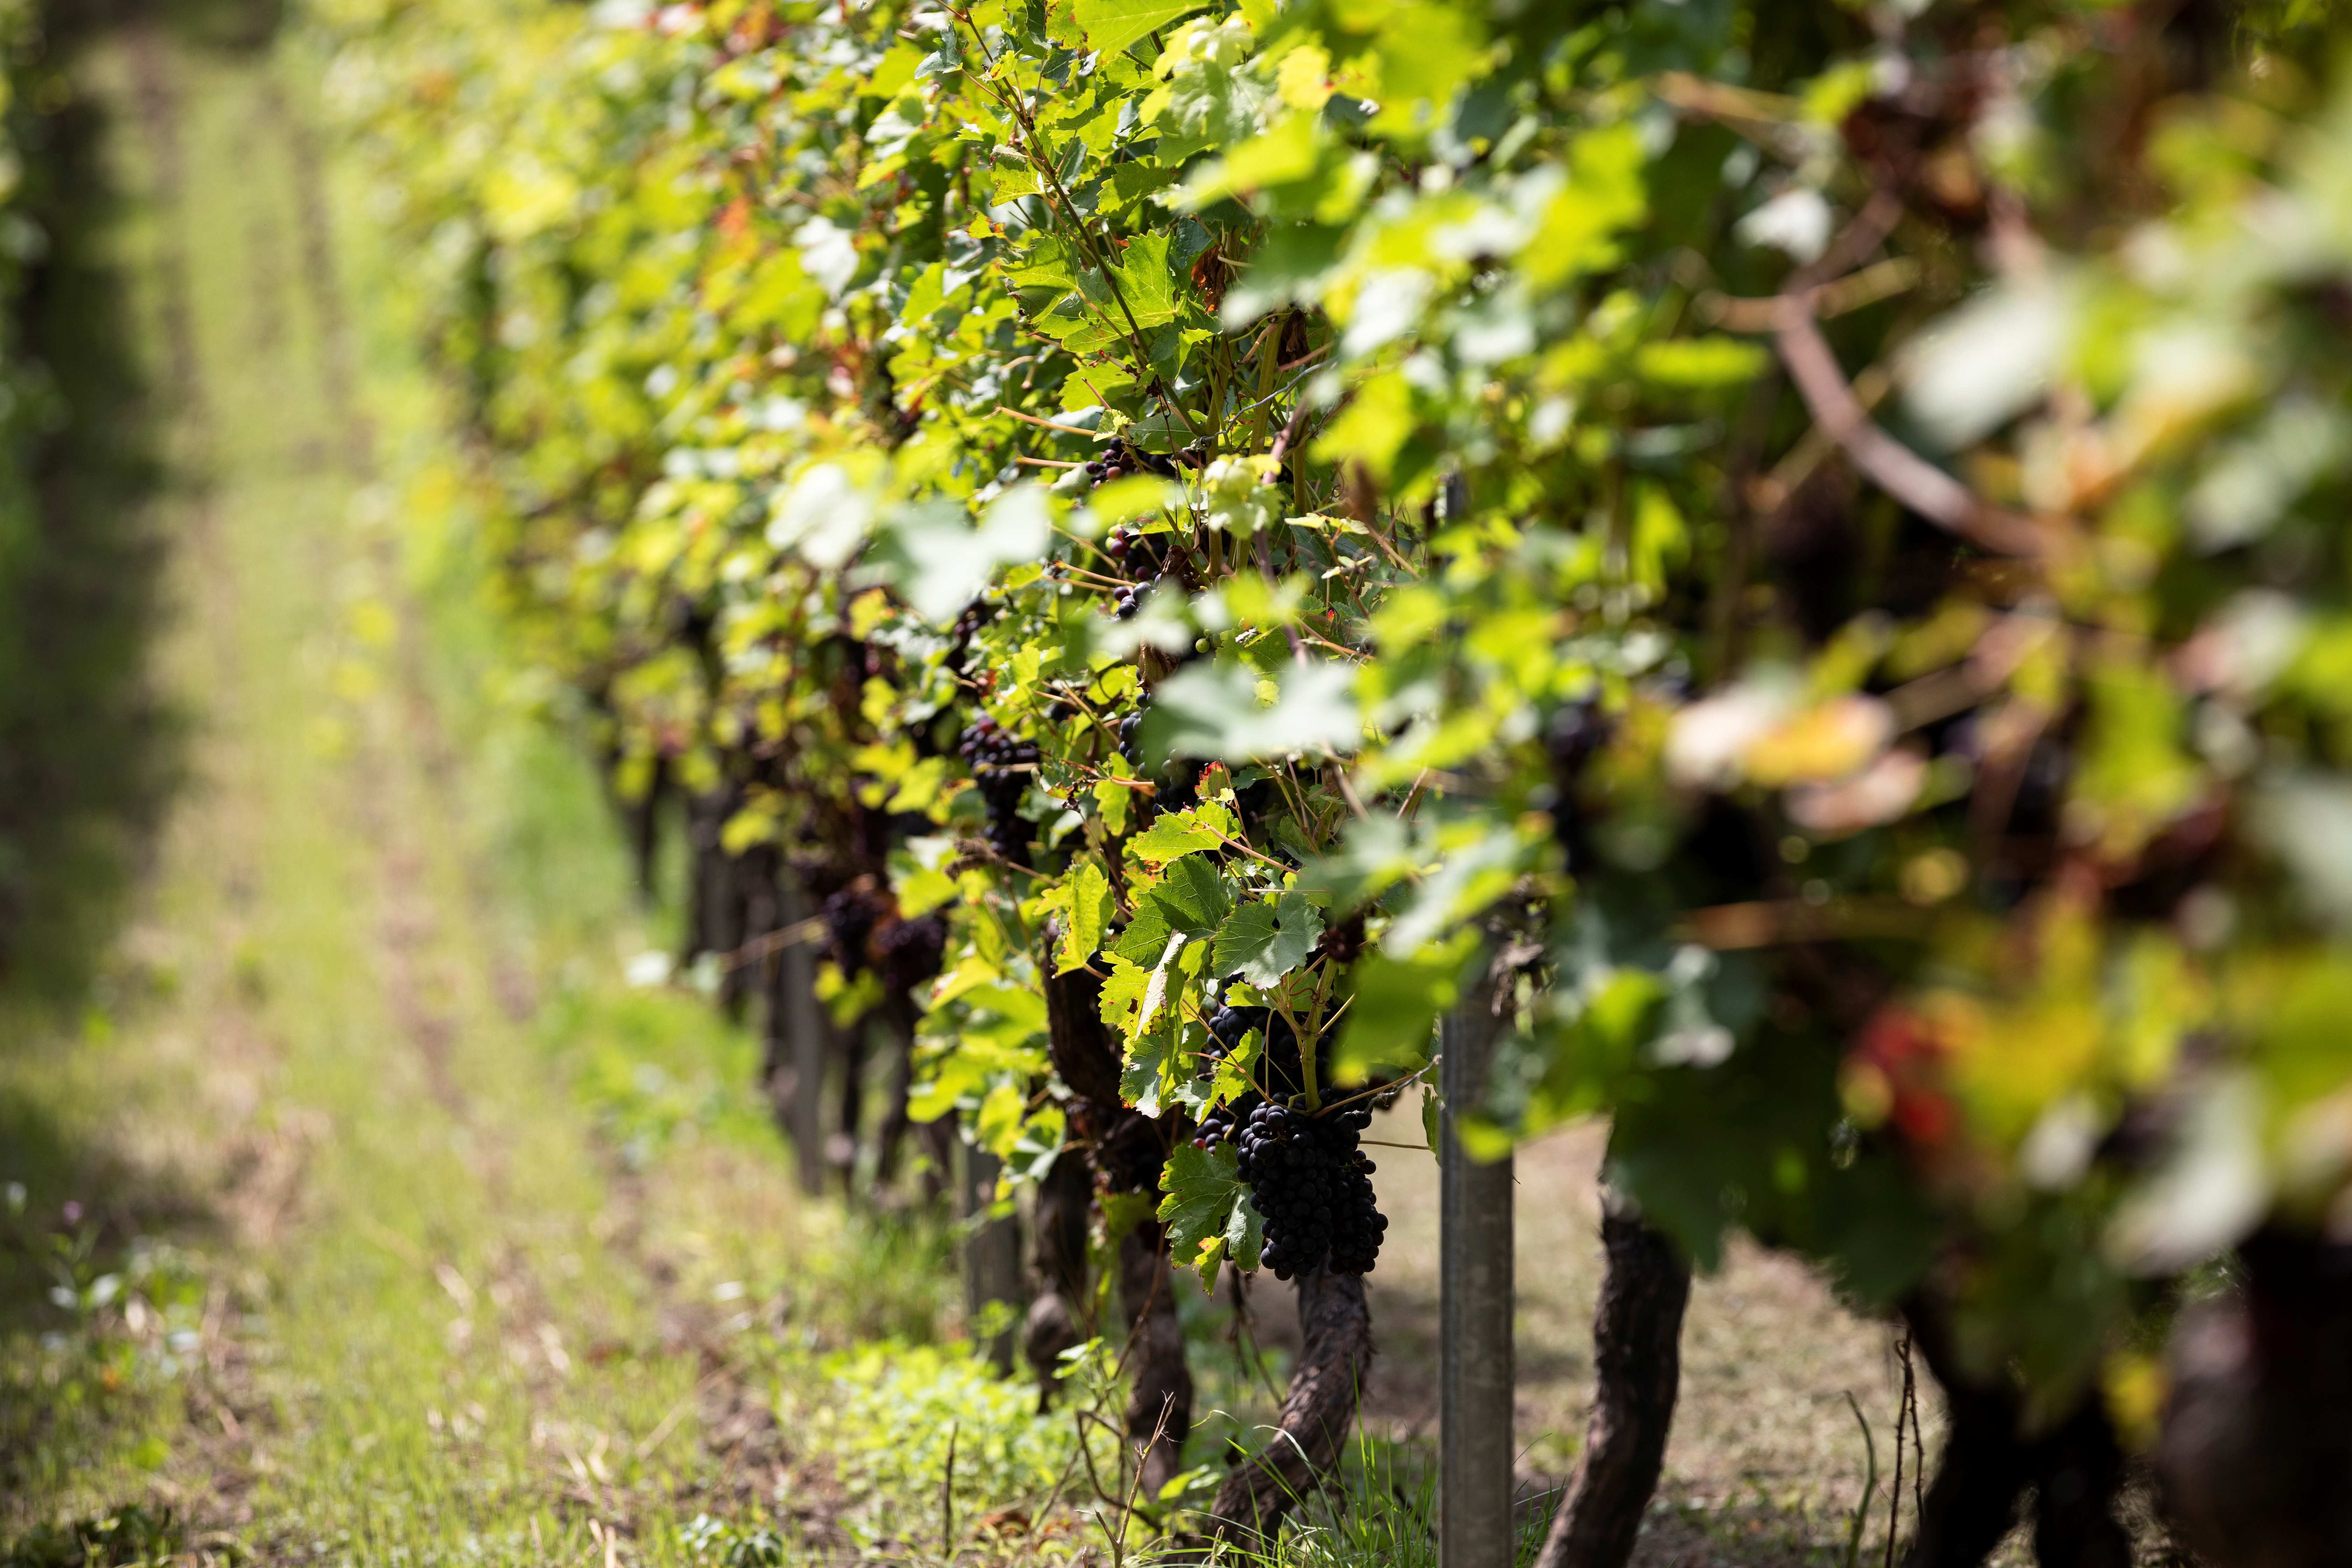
[1211,891,1324,986]
[1334,932,1477,1083]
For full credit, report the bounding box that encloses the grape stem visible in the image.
[1315,1055,1432,1119]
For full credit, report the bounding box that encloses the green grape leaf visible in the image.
[1157,1141,1260,1286]
[1134,931,1188,1042]
[1093,775,1135,838]
[1224,1184,1265,1273]
[1210,890,1324,986]
[1099,952,1153,1034]
[1107,231,1180,331]
[1122,1017,1177,1115]
[1072,0,1203,59]
[1142,658,1362,761]
[1201,1024,1263,1112]
[1127,811,1224,864]
[1004,235,1084,299]
[1158,855,1235,932]
[1113,858,1232,964]
[1050,861,1115,972]
[1334,931,1479,1084]
[1112,900,1174,965]
[886,487,1055,626]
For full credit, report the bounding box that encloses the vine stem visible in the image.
[942,1420,959,1563]
[950,10,1205,445]
[1842,1392,1878,1568]
[1885,1332,1913,1568]
[996,404,1108,438]
[1764,191,2050,559]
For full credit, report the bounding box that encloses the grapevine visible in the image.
[320,0,2352,1555]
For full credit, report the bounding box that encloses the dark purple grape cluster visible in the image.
[822,885,885,977]
[1236,1098,1384,1279]
[957,716,1040,863]
[1101,527,1167,605]
[1191,1003,1301,1147]
[1191,998,1386,1278]
[1111,573,1165,621]
[1080,443,1180,490]
[1116,708,1196,831]
[874,912,947,996]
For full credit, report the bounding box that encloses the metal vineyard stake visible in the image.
[1440,987,1514,1567]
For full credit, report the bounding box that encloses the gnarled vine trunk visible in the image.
[729,841,778,1025]
[832,1011,870,1191]
[1037,949,1195,1479]
[761,867,828,1195]
[1208,1264,1373,1545]
[2156,1228,2352,1568]
[1534,1193,1692,1568]
[873,994,951,1203]
[1023,1144,1093,1405]
[960,1142,1022,1374]
[1898,1289,2132,1568]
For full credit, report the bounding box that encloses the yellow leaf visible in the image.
[1741,695,1893,787]
[1276,44,1332,110]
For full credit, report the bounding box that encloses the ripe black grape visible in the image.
[822,885,886,977]
[947,598,996,674]
[873,912,947,996]
[957,716,1041,865]
[1115,705,1196,831]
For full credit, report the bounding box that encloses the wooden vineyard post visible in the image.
[775,871,828,1197]
[961,1141,1021,1373]
[1440,974,1514,1567]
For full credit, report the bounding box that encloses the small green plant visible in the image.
[679,1513,788,1567]
[803,1340,1094,1555]
[0,1504,182,1568]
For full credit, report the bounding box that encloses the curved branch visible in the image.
[1773,305,2050,559]
[1023,1144,1093,1406]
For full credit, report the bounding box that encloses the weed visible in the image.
[797,1341,1101,1558]
[678,1513,788,1567]
[0,1504,182,1568]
